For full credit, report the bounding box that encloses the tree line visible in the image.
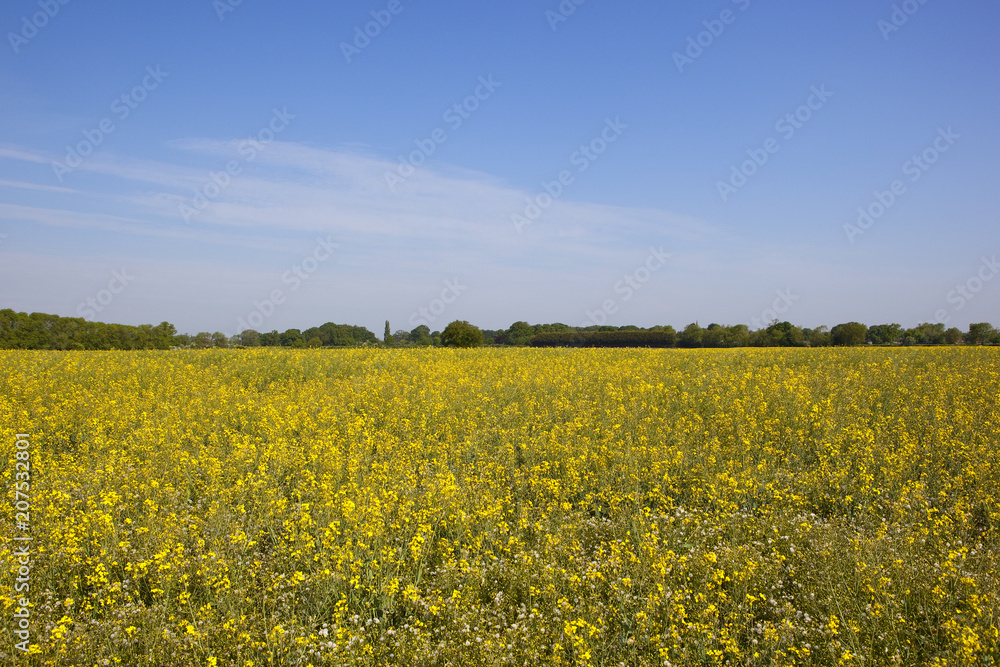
[0,310,178,350]
[396,319,1000,348]
[0,310,377,350]
[1,308,997,350]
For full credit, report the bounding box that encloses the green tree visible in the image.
[302,327,327,346]
[967,322,998,345]
[384,320,392,346]
[239,329,260,347]
[504,321,535,346]
[702,324,727,348]
[806,326,832,347]
[726,324,750,347]
[677,323,703,348]
[259,330,280,346]
[192,332,214,349]
[152,322,178,349]
[410,325,432,346]
[767,321,805,347]
[943,327,964,345]
[481,329,503,345]
[319,323,377,346]
[831,322,868,346]
[867,323,903,345]
[905,323,946,345]
[648,325,678,347]
[441,320,484,348]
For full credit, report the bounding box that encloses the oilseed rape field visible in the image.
[1,348,998,666]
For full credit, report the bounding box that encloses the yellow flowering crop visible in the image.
[0,347,997,665]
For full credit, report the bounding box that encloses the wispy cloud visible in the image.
[0,179,78,194]
[0,145,52,164]
[0,138,733,332]
[1,140,716,258]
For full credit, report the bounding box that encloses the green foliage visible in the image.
[238,329,260,347]
[409,325,432,346]
[944,327,965,345]
[280,329,302,347]
[867,323,903,345]
[504,321,535,346]
[677,323,704,348]
[804,326,832,347]
[193,332,214,349]
[529,330,676,348]
[2,307,996,353]
[701,324,727,348]
[441,320,484,348]
[0,310,177,350]
[831,322,868,346]
[904,322,947,345]
[967,322,999,345]
[764,321,805,347]
[247,324,378,348]
[725,324,750,347]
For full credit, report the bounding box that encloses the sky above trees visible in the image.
[1,0,998,336]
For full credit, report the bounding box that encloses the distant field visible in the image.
[1,348,998,666]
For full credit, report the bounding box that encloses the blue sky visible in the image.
[1,0,998,337]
